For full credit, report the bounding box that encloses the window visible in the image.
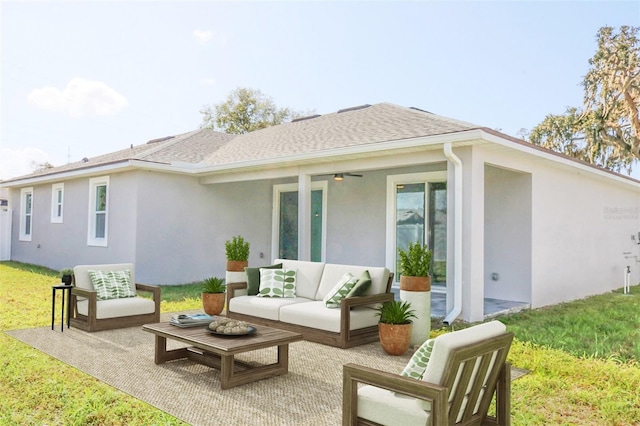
[20,187,33,241]
[88,176,109,246]
[272,181,327,261]
[51,183,64,223]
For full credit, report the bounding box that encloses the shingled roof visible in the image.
[201,103,480,166]
[2,103,480,183]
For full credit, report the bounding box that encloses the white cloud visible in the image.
[200,77,216,86]
[0,147,50,180]
[193,29,214,44]
[27,78,128,118]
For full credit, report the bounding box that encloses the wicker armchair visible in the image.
[343,321,514,425]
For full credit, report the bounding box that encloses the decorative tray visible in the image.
[207,326,257,337]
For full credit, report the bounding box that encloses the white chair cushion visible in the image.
[74,263,136,293]
[315,263,390,300]
[229,295,311,321]
[358,385,431,425]
[279,301,378,333]
[274,259,325,300]
[422,320,506,385]
[77,297,155,319]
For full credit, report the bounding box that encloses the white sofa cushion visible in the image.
[315,264,390,300]
[358,385,431,425]
[229,295,311,321]
[279,301,378,333]
[76,297,155,319]
[273,259,325,300]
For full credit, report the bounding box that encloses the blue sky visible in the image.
[1,1,638,180]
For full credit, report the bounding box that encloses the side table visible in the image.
[52,284,72,331]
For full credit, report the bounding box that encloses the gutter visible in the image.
[443,142,462,325]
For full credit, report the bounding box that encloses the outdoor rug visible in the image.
[6,314,528,426]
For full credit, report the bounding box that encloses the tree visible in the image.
[529,26,640,174]
[200,87,297,134]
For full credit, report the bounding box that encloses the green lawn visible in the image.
[1,261,639,425]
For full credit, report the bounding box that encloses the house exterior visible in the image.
[2,102,639,323]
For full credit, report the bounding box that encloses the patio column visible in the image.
[298,173,311,261]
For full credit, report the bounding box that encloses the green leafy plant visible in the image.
[224,235,250,261]
[59,268,74,278]
[398,242,432,277]
[375,300,416,325]
[201,277,226,294]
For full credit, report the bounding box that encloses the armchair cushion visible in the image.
[258,268,297,298]
[358,386,431,425]
[88,270,136,300]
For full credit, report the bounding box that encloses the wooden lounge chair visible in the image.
[70,263,161,332]
[343,320,514,425]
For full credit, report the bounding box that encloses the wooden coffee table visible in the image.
[142,321,302,389]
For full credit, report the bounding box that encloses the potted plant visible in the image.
[398,242,433,346]
[375,299,416,355]
[398,242,432,289]
[225,235,250,272]
[202,277,226,316]
[60,268,74,286]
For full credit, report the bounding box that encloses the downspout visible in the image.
[443,142,462,325]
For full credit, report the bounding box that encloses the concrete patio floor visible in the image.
[391,288,529,319]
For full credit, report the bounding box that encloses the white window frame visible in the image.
[51,183,64,223]
[87,176,109,247]
[19,187,33,241]
[272,181,328,262]
[385,171,447,278]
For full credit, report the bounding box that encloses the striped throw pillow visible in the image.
[88,270,136,300]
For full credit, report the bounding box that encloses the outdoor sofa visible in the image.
[226,259,394,348]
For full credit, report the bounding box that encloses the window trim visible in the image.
[87,176,109,247]
[51,183,64,223]
[19,187,34,241]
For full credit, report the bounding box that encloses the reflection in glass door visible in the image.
[428,182,447,288]
[278,190,323,261]
[394,181,446,285]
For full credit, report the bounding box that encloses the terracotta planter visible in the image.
[378,322,413,355]
[400,275,431,292]
[226,260,248,272]
[202,292,225,316]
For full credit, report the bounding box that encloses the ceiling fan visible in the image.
[318,172,363,181]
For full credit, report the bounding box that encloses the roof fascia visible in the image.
[478,129,640,188]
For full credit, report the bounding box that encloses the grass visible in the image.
[1,260,640,424]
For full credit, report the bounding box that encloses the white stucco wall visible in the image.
[484,165,532,303]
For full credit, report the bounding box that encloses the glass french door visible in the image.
[277,188,324,261]
[391,173,446,288]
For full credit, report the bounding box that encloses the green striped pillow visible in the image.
[323,273,358,308]
[88,270,136,300]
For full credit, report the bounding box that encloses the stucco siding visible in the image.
[531,166,640,308]
[8,173,137,271]
[484,165,532,303]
